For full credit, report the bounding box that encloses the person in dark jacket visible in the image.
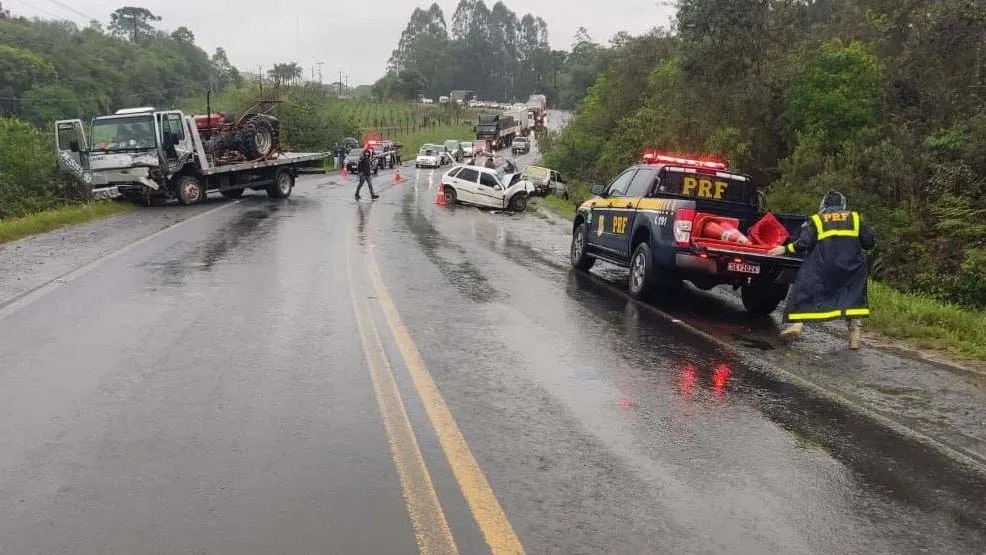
[769,190,875,349]
[355,147,378,200]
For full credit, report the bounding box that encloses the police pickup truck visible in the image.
[569,152,806,315]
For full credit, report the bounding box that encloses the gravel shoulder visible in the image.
[0,199,228,307]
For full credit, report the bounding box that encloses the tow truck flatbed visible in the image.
[199,152,327,175]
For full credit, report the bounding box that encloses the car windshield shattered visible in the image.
[91,115,157,151]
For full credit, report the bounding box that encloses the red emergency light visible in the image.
[641,149,727,171]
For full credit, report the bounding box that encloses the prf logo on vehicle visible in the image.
[681,175,729,200]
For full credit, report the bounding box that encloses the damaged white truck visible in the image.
[55,103,328,206]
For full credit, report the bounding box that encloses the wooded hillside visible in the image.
[545,0,986,309]
[0,5,240,127]
[376,1,613,107]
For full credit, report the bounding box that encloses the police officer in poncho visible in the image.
[769,190,876,349]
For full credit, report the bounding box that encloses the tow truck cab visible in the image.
[570,151,807,314]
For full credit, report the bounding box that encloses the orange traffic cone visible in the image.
[394,168,402,183]
[341,165,348,178]
[435,184,447,206]
[703,220,750,244]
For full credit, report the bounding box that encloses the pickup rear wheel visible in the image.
[741,283,789,315]
[628,242,656,300]
[571,223,596,270]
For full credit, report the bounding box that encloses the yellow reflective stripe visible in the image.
[811,214,824,236]
[816,211,860,240]
[789,308,870,320]
[788,310,843,321]
[786,243,796,254]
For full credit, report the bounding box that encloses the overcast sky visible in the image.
[6,0,675,85]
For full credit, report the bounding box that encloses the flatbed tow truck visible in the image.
[55,106,328,205]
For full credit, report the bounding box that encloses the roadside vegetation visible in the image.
[541,0,986,359]
[0,201,132,245]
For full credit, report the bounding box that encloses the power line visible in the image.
[40,0,99,22]
[6,0,66,21]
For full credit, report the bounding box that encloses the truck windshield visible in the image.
[477,125,497,134]
[91,115,157,151]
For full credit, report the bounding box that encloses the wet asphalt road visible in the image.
[2,134,986,553]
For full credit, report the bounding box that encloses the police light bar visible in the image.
[642,149,727,170]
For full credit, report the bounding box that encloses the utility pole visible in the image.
[315,61,324,85]
[258,65,264,95]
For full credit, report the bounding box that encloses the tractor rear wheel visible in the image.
[241,115,279,159]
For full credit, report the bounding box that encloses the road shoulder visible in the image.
[532,196,986,470]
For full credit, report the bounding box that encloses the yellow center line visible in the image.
[365,243,526,555]
[345,236,459,555]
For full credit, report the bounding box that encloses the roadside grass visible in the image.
[536,195,578,220]
[867,281,986,362]
[0,201,132,245]
[533,193,986,363]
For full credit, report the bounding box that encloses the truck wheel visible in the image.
[221,188,244,199]
[175,175,205,205]
[741,283,789,315]
[443,186,457,204]
[508,193,528,212]
[570,222,596,271]
[267,170,294,199]
[628,242,656,300]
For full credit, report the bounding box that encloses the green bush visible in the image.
[0,117,62,219]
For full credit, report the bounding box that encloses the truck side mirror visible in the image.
[69,140,80,153]
[591,183,607,196]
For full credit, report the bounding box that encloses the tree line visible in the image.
[0,5,243,127]
[544,0,986,309]
[373,1,614,107]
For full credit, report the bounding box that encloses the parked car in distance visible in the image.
[521,165,567,197]
[460,141,475,157]
[415,145,443,168]
[345,147,379,175]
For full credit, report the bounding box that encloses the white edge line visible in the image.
[0,201,238,322]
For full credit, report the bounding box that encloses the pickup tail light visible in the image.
[673,208,695,246]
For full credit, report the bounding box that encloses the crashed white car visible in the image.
[438,165,536,211]
[415,145,443,168]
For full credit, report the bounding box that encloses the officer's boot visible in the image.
[779,322,803,341]
[848,319,863,350]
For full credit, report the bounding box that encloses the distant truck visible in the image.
[476,109,525,151]
[55,106,327,205]
[527,94,547,131]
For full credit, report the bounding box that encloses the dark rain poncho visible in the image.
[783,209,876,322]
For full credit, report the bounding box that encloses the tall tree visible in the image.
[268,62,303,86]
[211,47,241,91]
[171,26,195,45]
[109,6,162,42]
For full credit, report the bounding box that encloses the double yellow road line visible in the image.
[346,236,524,555]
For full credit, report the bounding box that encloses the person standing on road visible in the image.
[333,143,344,169]
[355,147,379,201]
[769,190,875,349]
